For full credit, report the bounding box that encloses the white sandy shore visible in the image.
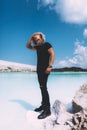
[0,60,36,72]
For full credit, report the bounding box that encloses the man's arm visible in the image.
[26,36,36,50]
[45,48,55,73]
[48,48,55,66]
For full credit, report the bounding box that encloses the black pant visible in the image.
[37,71,50,109]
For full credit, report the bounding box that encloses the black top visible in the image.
[35,42,52,72]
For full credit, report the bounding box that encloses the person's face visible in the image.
[33,34,43,45]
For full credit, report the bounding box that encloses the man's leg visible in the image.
[36,72,51,119]
[40,82,50,109]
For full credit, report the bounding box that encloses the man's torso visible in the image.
[35,42,52,71]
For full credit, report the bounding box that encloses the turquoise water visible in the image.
[0,72,87,130]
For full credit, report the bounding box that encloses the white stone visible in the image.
[73,83,87,110]
[0,60,36,72]
[26,100,72,130]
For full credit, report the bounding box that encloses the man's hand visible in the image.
[45,67,52,74]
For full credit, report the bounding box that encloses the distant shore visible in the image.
[1,67,87,72]
[0,60,87,72]
[0,60,36,72]
[52,67,87,72]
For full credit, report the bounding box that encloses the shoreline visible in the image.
[1,71,87,73]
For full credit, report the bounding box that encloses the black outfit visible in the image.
[35,42,52,110]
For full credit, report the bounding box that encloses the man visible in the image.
[26,32,55,119]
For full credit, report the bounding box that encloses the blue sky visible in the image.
[0,0,87,68]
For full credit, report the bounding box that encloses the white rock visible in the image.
[52,100,72,125]
[0,60,36,72]
[26,100,72,130]
[73,83,87,112]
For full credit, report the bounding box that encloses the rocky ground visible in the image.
[27,83,87,130]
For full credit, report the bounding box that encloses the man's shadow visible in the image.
[10,99,35,110]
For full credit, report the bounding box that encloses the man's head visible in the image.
[32,32,45,45]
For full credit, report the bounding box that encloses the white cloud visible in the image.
[58,40,87,68]
[83,28,87,38]
[38,0,87,24]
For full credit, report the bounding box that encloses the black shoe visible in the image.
[34,105,43,112]
[38,109,51,119]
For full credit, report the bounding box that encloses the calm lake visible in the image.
[0,72,87,130]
